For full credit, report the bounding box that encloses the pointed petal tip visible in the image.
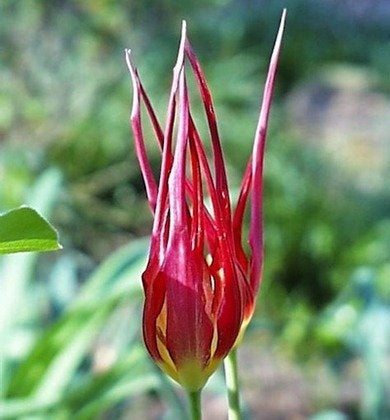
[172,19,187,79]
[181,20,187,35]
[269,8,287,67]
[278,9,287,37]
[178,19,187,55]
[124,48,140,120]
[125,48,136,74]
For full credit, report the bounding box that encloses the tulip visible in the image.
[126,12,285,392]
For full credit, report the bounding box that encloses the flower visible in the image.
[126,11,285,391]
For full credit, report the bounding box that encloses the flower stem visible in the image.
[224,349,242,420]
[187,389,202,420]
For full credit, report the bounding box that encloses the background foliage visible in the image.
[1,0,389,418]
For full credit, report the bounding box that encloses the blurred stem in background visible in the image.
[224,349,241,420]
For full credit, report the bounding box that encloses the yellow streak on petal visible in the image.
[155,300,179,382]
[209,323,219,359]
[233,314,252,348]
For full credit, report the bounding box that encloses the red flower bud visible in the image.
[126,11,285,391]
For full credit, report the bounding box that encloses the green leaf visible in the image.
[5,238,147,399]
[0,207,61,254]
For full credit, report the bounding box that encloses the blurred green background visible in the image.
[1,0,389,419]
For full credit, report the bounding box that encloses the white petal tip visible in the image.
[280,9,287,30]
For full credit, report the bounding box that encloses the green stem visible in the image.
[187,389,202,420]
[224,349,242,420]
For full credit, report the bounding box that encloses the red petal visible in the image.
[249,10,286,294]
[164,239,214,368]
[184,40,233,241]
[125,49,158,211]
[233,158,252,273]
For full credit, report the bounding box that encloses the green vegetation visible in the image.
[0,207,61,254]
[1,1,389,418]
